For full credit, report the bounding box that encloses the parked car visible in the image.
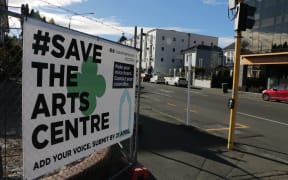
[166,77,188,87]
[261,84,288,101]
[176,77,188,87]
[142,74,152,82]
[150,75,165,84]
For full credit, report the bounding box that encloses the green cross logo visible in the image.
[67,56,106,116]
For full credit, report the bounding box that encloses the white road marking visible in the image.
[238,112,288,127]
[159,89,173,93]
[151,92,172,97]
[189,90,208,96]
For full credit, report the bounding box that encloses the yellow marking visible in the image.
[167,103,176,107]
[206,123,249,131]
[236,123,249,129]
[206,127,229,131]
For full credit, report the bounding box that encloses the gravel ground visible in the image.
[0,137,111,180]
[0,137,22,180]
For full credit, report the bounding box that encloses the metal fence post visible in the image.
[0,145,3,180]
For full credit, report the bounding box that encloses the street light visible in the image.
[68,12,94,29]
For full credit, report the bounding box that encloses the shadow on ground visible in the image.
[137,113,233,166]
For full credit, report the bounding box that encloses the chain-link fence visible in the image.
[0,10,23,180]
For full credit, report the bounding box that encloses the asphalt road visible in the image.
[138,82,288,161]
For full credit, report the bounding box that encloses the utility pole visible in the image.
[227,0,256,150]
[134,28,143,162]
[227,0,242,150]
[227,30,241,150]
[130,26,137,160]
[186,54,191,126]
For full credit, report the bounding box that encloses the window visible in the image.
[181,39,185,42]
[162,36,165,40]
[172,59,175,63]
[173,37,176,41]
[161,58,164,62]
[194,40,197,44]
[161,47,165,51]
[211,42,214,46]
[172,48,176,52]
[201,41,204,45]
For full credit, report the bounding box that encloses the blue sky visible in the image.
[9,0,235,47]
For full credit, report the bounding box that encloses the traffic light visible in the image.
[235,2,256,31]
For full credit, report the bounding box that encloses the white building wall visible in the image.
[145,29,218,75]
[224,50,234,65]
[124,29,218,75]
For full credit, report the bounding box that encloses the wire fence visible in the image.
[0,12,23,180]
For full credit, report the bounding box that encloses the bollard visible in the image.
[222,83,228,93]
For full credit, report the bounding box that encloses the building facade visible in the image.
[125,29,218,76]
[183,45,225,87]
[183,45,224,77]
[240,0,288,92]
[223,42,235,67]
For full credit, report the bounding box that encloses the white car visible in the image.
[166,77,188,87]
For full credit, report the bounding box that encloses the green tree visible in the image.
[0,36,22,81]
[48,18,56,24]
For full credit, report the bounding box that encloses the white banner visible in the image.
[22,18,137,179]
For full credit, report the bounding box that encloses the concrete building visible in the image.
[240,0,288,92]
[125,29,218,76]
[183,45,224,88]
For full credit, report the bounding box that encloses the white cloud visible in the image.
[219,36,234,48]
[8,0,231,45]
[9,0,83,8]
[202,0,227,5]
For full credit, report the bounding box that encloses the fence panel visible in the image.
[0,13,23,180]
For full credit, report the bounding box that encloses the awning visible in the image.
[241,52,288,65]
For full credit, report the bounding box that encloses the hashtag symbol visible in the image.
[32,30,50,55]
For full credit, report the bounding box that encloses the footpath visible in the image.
[134,94,288,180]
[43,88,288,180]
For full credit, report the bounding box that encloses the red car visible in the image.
[262,84,288,101]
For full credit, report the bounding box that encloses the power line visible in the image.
[38,0,131,35]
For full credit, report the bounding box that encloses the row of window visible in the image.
[162,36,179,42]
[161,47,177,52]
[161,35,212,46]
[160,58,183,64]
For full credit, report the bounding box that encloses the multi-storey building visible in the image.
[183,45,225,88]
[240,0,288,92]
[125,29,218,76]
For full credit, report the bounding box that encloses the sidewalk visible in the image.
[132,98,288,180]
